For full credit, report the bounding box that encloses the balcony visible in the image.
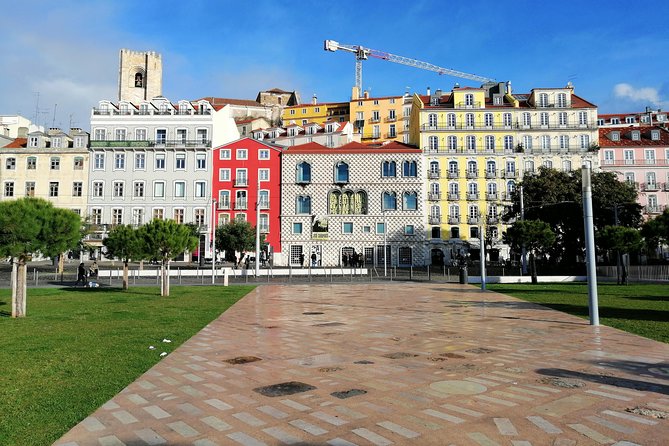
[503,170,517,179]
[645,205,666,214]
[234,178,248,187]
[429,215,442,225]
[448,193,460,201]
[455,101,482,109]
[467,193,479,201]
[485,170,497,179]
[369,117,381,123]
[217,202,230,210]
[385,116,397,122]
[90,139,211,148]
[466,170,478,179]
[258,201,270,210]
[468,216,481,225]
[447,170,459,179]
[642,182,660,191]
[448,216,460,225]
[420,121,598,131]
[663,182,669,191]
[428,192,441,201]
[234,201,248,210]
[428,170,440,179]
[486,193,498,201]
[487,216,499,224]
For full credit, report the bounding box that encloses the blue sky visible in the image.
[3,0,669,131]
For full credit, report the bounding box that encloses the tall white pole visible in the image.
[480,224,486,290]
[211,199,216,284]
[255,177,260,277]
[520,185,527,274]
[582,163,599,325]
[383,210,387,277]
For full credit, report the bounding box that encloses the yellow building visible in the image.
[410,82,598,264]
[0,128,89,216]
[349,88,411,143]
[281,97,349,126]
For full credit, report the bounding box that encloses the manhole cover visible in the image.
[331,389,367,399]
[224,356,262,364]
[303,312,324,315]
[465,347,496,354]
[319,366,343,372]
[440,353,465,359]
[314,322,345,327]
[540,377,585,388]
[382,352,419,359]
[354,360,374,364]
[253,381,316,397]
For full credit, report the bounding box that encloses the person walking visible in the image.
[311,253,317,267]
[76,263,87,286]
[299,253,305,268]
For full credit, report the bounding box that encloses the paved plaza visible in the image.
[55,283,668,446]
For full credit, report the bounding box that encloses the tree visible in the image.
[505,168,642,266]
[598,225,642,285]
[503,219,555,283]
[137,219,198,296]
[0,198,82,317]
[641,208,669,258]
[216,220,257,266]
[103,225,144,290]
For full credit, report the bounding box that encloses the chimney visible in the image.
[506,81,512,95]
[435,89,443,97]
[426,86,431,96]
[351,86,360,100]
[363,90,370,99]
[312,94,317,105]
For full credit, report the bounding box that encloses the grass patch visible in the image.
[0,285,254,446]
[488,283,669,343]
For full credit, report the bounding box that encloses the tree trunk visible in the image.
[122,260,129,290]
[58,252,65,274]
[530,252,538,284]
[11,257,28,318]
[161,259,170,296]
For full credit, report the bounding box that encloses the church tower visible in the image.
[118,49,162,102]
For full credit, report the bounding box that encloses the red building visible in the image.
[212,137,283,257]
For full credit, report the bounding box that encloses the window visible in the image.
[466,135,476,151]
[259,190,269,209]
[291,222,303,234]
[26,157,37,169]
[447,113,456,127]
[525,160,535,173]
[115,129,126,141]
[503,113,512,127]
[465,113,474,128]
[538,93,548,107]
[484,113,493,127]
[94,153,105,169]
[428,113,438,128]
[176,129,187,144]
[93,181,103,197]
[50,157,60,170]
[610,117,620,125]
[543,160,553,169]
[335,162,349,183]
[29,136,38,147]
[485,135,495,151]
[153,208,164,220]
[49,181,59,197]
[156,129,166,144]
[25,182,35,197]
[376,222,386,234]
[559,135,570,149]
[258,149,270,160]
[557,93,567,107]
[342,222,353,234]
[259,168,270,182]
[372,125,380,138]
[540,112,549,127]
[132,208,144,226]
[135,129,147,140]
[503,135,514,151]
[112,208,123,225]
[558,112,567,127]
[135,153,145,170]
[235,190,248,210]
[403,192,417,210]
[389,109,396,120]
[175,153,186,169]
[403,160,417,177]
[155,153,166,169]
[522,135,532,150]
[580,134,590,148]
[114,153,125,170]
[91,208,102,225]
[113,181,124,198]
[296,195,311,214]
[382,191,397,210]
[237,149,248,160]
[196,153,206,169]
[154,181,165,198]
[465,93,474,106]
[133,181,145,198]
[94,129,106,141]
[382,161,396,177]
[389,124,396,138]
[404,225,415,235]
[72,182,83,197]
[235,169,248,186]
[651,130,660,141]
[4,182,14,197]
[218,190,230,209]
[447,136,457,151]
[5,158,16,170]
[219,149,231,160]
[73,156,84,170]
[194,208,205,226]
[195,181,206,198]
[579,111,588,126]
[219,168,231,182]
[631,131,640,141]
[562,160,572,171]
[541,135,551,150]
[174,181,186,198]
[173,208,185,224]
[429,136,439,151]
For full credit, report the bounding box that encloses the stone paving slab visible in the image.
[55,283,669,445]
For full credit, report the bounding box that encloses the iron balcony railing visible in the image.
[428,192,441,201]
[420,121,597,131]
[448,193,460,201]
[90,139,211,148]
[485,170,497,179]
[428,215,441,225]
[428,170,440,179]
[448,216,460,224]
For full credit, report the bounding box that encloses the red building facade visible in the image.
[212,137,283,255]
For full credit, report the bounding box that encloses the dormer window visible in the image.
[52,137,62,148]
[139,104,149,115]
[625,116,635,124]
[464,94,474,107]
[538,93,548,107]
[29,136,38,147]
[557,93,567,107]
[640,115,649,123]
[288,128,296,137]
[658,114,667,122]
[651,130,660,141]
[611,132,620,141]
[597,119,604,126]
[631,131,640,141]
[610,117,620,124]
[326,124,334,133]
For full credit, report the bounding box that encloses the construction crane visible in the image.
[324,40,495,94]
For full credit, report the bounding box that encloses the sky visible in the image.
[3,0,669,132]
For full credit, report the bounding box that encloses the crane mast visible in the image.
[324,40,495,94]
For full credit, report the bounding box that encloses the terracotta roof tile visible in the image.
[2,138,27,148]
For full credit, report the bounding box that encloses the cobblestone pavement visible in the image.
[55,283,668,446]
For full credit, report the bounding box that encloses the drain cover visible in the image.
[382,352,419,359]
[303,311,324,315]
[223,356,262,364]
[253,381,316,397]
[331,389,367,399]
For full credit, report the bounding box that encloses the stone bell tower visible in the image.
[118,49,162,103]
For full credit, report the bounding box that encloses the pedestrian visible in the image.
[343,253,348,267]
[89,261,99,278]
[311,253,317,267]
[76,262,87,286]
[299,253,305,268]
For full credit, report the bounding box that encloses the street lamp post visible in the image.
[582,163,599,326]
[211,199,216,284]
[383,209,387,277]
[255,178,260,277]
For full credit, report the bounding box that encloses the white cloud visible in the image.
[613,83,667,107]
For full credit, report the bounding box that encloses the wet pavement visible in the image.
[55,283,668,446]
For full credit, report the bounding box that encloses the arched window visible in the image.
[557,92,567,107]
[465,113,475,128]
[329,190,367,215]
[430,183,440,194]
[447,136,457,151]
[428,113,437,127]
[467,160,478,174]
[296,162,311,183]
[487,182,497,194]
[448,160,458,175]
[296,195,311,214]
[468,182,478,195]
[485,135,495,151]
[507,180,516,194]
[134,72,144,87]
[449,204,460,218]
[486,160,496,174]
[403,160,417,177]
[538,93,548,107]
[429,161,439,175]
[503,135,514,151]
[563,160,572,171]
[403,192,417,210]
[428,136,439,152]
[466,135,476,151]
[383,192,397,210]
[447,113,456,127]
[430,205,440,218]
[382,161,396,177]
[449,182,459,195]
[335,161,349,183]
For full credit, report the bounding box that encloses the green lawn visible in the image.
[0,285,254,446]
[488,283,669,343]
